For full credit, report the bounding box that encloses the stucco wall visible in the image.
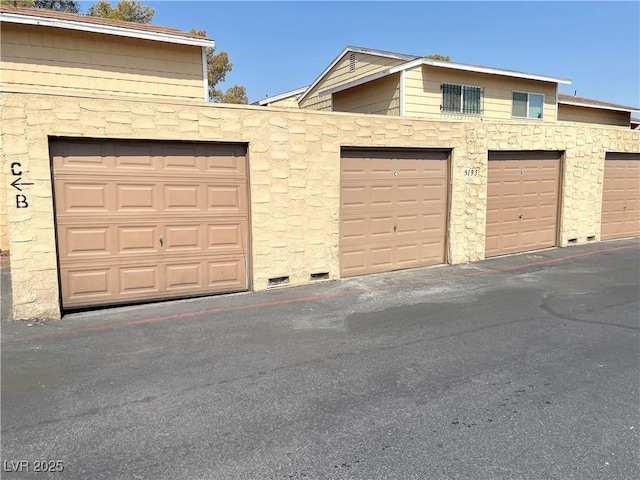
[2,92,639,320]
[0,154,6,252]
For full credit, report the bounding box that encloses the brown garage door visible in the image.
[51,139,249,309]
[601,152,640,240]
[486,151,561,257]
[340,148,449,277]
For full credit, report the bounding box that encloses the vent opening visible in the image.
[268,276,289,287]
[568,238,578,244]
[310,272,329,281]
[586,235,596,241]
[349,53,356,72]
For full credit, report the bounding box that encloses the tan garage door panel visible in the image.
[601,152,640,240]
[486,151,561,258]
[52,139,248,309]
[340,148,449,277]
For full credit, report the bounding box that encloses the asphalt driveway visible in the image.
[1,239,639,479]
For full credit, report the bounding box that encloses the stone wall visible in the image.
[1,92,638,320]
[0,157,7,252]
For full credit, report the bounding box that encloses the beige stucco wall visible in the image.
[405,65,558,122]
[332,73,401,115]
[0,154,6,252]
[2,92,639,320]
[1,23,204,101]
[299,51,407,111]
[558,104,630,127]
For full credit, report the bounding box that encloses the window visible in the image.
[512,92,544,119]
[441,83,482,115]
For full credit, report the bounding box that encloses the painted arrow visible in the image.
[10,178,34,192]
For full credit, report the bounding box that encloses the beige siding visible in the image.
[405,65,558,122]
[265,96,300,108]
[299,52,407,111]
[302,96,333,111]
[558,104,630,127]
[0,23,204,101]
[333,73,400,115]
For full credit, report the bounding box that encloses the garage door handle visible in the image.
[393,225,397,232]
[159,235,163,247]
[518,214,523,219]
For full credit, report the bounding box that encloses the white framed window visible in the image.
[512,92,544,119]
[441,83,483,115]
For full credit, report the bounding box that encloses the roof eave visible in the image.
[318,59,423,97]
[318,56,572,98]
[298,46,419,103]
[306,52,574,102]
[421,59,572,85]
[256,86,308,106]
[0,11,215,48]
[298,47,352,103]
[558,100,638,113]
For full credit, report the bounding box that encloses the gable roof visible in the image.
[253,86,309,106]
[298,46,420,103]
[299,46,572,102]
[558,94,639,113]
[0,4,214,48]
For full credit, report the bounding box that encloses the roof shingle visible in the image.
[0,4,210,41]
[558,93,638,112]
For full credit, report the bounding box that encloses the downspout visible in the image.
[202,46,209,102]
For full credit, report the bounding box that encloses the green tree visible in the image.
[34,0,80,11]
[220,85,248,105]
[0,1,30,6]
[425,54,451,62]
[190,29,247,104]
[87,0,154,23]
[1,0,79,12]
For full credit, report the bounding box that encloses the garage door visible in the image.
[340,148,449,277]
[51,139,249,309]
[601,152,640,240]
[486,151,561,257]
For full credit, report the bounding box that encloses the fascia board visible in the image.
[422,59,572,85]
[1,12,215,48]
[558,100,638,113]
[318,59,421,97]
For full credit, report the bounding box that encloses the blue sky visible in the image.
[80,1,639,108]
